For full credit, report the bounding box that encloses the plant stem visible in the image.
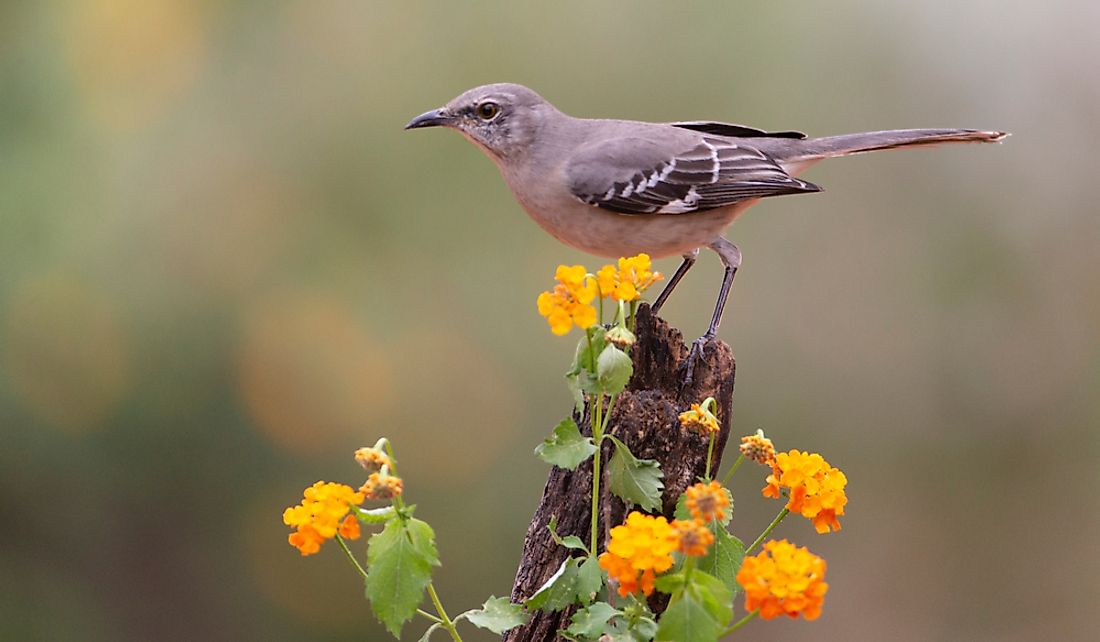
[719,609,759,636]
[721,454,745,485]
[746,507,789,555]
[590,393,604,554]
[427,582,464,642]
[335,533,367,581]
[704,432,715,480]
[380,440,407,512]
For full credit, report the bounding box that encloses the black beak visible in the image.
[404,108,450,130]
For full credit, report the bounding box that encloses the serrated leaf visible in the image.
[596,344,633,395]
[576,556,604,604]
[349,504,397,524]
[536,418,597,470]
[655,591,723,642]
[463,596,528,634]
[525,558,580,612]
[605,436,664,512]
[566,602,622,638]
[695,525,744,597]
[366,518,439,638]
[655,570,732,642]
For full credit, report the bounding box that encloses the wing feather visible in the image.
[567,135,820,215]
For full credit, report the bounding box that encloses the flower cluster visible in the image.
[685,480,731,523]
[737,539,828,620]
[536,254,664,335]
[671,518,714,557]
[598,512,679,596]
[361,471,403,500]
[596,254,663,302]
[354,446,392,472]
[763,450,848,533]
[283,481,365,556]
[536,265,599,335]
[679,402,720,434]
[740,429,776,465]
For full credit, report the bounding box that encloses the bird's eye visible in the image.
[476,102,501,120]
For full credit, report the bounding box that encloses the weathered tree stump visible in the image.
[505,304,736,642]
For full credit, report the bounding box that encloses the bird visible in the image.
[405,83,1006,376]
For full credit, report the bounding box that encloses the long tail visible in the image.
[789,128,1008,163]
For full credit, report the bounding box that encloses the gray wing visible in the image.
[670,121,807,139]
[566,135,821,215]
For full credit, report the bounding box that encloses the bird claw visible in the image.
[682,334,714,388]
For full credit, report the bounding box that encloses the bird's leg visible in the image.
[650,248,699,316]
[684,238,741,386]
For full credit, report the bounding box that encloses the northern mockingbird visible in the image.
[406,83,1005,371]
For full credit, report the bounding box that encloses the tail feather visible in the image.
[794,128,1008,161]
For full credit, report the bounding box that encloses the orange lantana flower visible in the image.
[671,519,714,557]
[283,481,365,556]
[763,450,848,533]
[598,511,679,597]
[737,539,828,620]
[685,480,731,523]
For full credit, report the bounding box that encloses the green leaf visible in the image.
[536,418,598,470]
[576,556,604,604]
[655,592,722,642]
[566,602,622,638]
[349,504,397,524]
[695,525,744,597]
[654,570,733,642]
[596,344,633,395]
[365,518,440,638]
[653,571,685,595]
[605,435,664,512]
[690,570,734,624]
[463,596,528,634]
[560,535,588,552]
[525,558,580,612]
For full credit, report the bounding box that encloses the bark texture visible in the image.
[504,304,736,642]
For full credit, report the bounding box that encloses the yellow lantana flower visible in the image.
[598,511,679,597]
[536,264,599,335]
[737,539,828,620]
[596,254,663,302]
[679,402,720,434]
[763,450,848,533]
[283,481,365,556]
[740,429,776,465]
[685,480,731,523]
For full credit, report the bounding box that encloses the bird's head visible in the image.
[405,83,553,159]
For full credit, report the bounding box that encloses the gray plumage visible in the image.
[406,83,1006,367]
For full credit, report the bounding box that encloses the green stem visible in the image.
[746,507,789,555]
[704,432,715,480]
[380,440,406,512]
[586,329,597,372]
[719,609,759,636]
[334,533,367,581]
[427,582,464,642]
[590,393,604,554]
[721,454,745,485]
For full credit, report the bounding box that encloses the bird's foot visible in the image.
[682,332,715,388]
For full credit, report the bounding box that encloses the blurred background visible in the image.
[1,1,1097,640]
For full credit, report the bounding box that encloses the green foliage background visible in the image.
[1,2,1096,640]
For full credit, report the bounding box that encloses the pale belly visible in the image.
[519,198,755,259]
